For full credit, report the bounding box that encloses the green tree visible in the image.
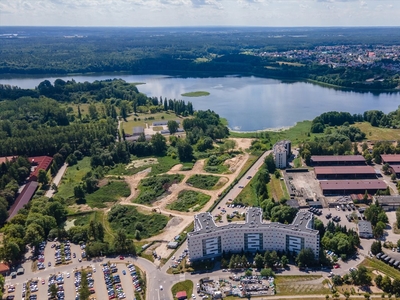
[50,283,58,299]
[177,140,193,161]
[260,268,275,277]
[151,133,167,155]
[79,270,91,300]
[356,265,371,286]
[38,169,49,185]
[254,253,264,269]
[381,275,392,293]
[375,274,383,288]
[167,120,179,135]
[370,241,382,255]
[265,154,276,173]
[374,221,386,238]
[296,248,315,268]
[281,255,289,268]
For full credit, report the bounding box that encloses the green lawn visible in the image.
[57,157,92,201]
[234,176,259,207]
[150,156,181,175]
[167,190,211,212]
[181,91,210,97]
[360,257,400,280]
[85,180,131,208]
[354,122,400,141]
[108,205,169,239]
[134,174,184,205]
[268,176,288,201]
[186,174,221,190]
[171,280,194,300]
[275,275,329,296]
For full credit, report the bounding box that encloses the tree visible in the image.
[254,253,264,269]
[381,275,392,293]
[79,270,91,300]
[296,248,315,268]
[281,255,289,268]
[260,268,275,277]
[74,185,85,200]
[245,269,252,276]
[370,241,382,255]
[38,169,49,185]
[374,221,386,238]
[151,133,167,155]
[50,283,58,299]
[356,265,371,286]
[375,274,383,288]
[391,278,400,295]
[265,154,276,173]
[177,140,193,161]
[332,275,343,286]
[167,120,179,135]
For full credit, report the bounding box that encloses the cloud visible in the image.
[191,0,223,9]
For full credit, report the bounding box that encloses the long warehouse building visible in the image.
[310,155,366,166]
[187,207,320,261]
[320,180,387,195]
[314,166,377,180]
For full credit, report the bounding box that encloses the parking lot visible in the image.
[286,171,323,202]
[212,202,249,225]
[311,206,359,231]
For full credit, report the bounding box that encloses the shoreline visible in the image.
[228,124,297,133]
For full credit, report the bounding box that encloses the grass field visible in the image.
[71,210,114,242]
[121,112,185,134]
[57,157,92,201]
[167,190,211,212]
[134,174,184,205]
[268,176,288,200]
[186,174,221,190]
[150,156,181,175]
[275,275,329,296]
[360,257,400,280]
[181,91,210,97]
[234,177,259,207]
[353,122,400,141]
[277,61,305,67]
[85,180,131,208]
[171,280,193,300]
[108,205,169,239]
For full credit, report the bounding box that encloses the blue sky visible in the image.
[0,0,399,27]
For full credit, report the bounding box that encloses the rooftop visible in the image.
[311,155,365,163]
[190,207,318,237]
[7,181,38,221]
[374,195,400,205]
[320,180,387,190]
[381,154,400,163]
[390,165,400,173]
[0,156,17,164]
[314,166,375,175]
[358,220,373,234]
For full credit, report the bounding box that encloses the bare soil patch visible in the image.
[230,138,254,151]
[224,154,245,172]
[125,157,158,170]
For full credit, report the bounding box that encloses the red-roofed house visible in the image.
[176,291,187,300]
[28,156,53,181]
[0,262,10,275]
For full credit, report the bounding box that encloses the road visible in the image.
[45,163,68,198]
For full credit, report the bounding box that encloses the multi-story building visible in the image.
[273,140,291,169]
[187,207,319,261]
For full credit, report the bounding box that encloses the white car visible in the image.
[160,285,163,290]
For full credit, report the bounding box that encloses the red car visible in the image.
[119,256,124,260]
[333,264,340,269]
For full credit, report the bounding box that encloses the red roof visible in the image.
[176,291,187,299]
[320,180,387,191]
[382,155,400,164]
[0,263,10,273]
[29,156,53,181]
[311,155,365,163]
[390,165,400,173]
[0,156,17,164]
[314,166,375,175]
[7,181,38,221]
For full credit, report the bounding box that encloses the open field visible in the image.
[167,190,211,212]
[235,178,258,206]
[57,157,92,201]
[277,61,305,67]
[360,257,400,280]
[186,174,221,190]
[120,111,185,134]
[171,280,194,300]
[275,275,330,296]
[181,91,210,97]
[353,122,400,141]
[268,176,288,201]
[108,205,169,239]
[85,180,131,208]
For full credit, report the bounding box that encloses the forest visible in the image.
[1,27,399,91]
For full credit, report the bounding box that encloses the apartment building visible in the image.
[187,207,319,261]
[273,140,291,169]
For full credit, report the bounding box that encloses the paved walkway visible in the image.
[45,163,68,198]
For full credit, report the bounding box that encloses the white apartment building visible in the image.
[273,140,291,169]
[187,207,319,261]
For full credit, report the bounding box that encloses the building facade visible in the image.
[273,140,291,169]
[187,207,319,261]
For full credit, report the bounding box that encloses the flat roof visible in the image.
[7,181,38,221]
[381,154,400,163]
[190,207,318,237]
[320,180,387,191]
[358,220,373,234]
[311,155,365,163]
[374,196,400,205]
[314,166,375,175]
[133,127,144,133]
[390,165,400,173]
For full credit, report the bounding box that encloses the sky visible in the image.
[0,0,399,27]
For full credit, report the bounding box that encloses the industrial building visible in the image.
[29,156,53,182]
[358,220,373,239]
[132,126,144,136]
[310,155,366,166]
[7,181,39,221]
[374,196,400,211]
[314,166,377,180]
[273,140,291,169]
[187,207,319,261]
[381,154,400,165]
[320,180,387,195]
[389,165,400,177]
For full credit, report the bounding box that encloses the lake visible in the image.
[1,74,400,131]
